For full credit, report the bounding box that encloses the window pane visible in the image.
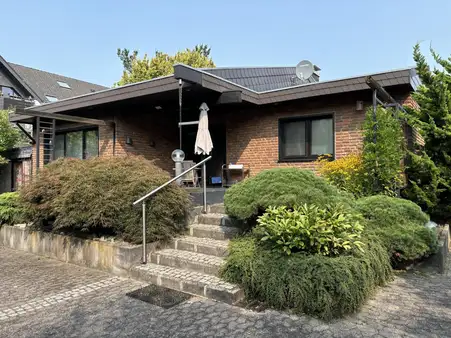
[45,95,58,102]
[311,118,333,155]
[84,130,99,159]
[65,131,83,159]
[54,134,65,159]
[283,121,306,156]
[1,86,18,97]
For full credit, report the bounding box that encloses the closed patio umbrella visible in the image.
[194,102,213,155]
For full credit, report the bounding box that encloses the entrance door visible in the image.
[182,124,226,185]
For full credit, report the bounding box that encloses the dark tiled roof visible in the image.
[202,66,319,92]
[8,63,108,103]
[4,146,32,160]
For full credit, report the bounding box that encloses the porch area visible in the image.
[10,75,252,196]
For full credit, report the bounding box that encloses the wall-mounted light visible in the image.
[356,101,364,111]
[126,136,133,145]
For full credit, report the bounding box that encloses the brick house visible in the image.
[10,63,420,182]
[0,54,107,192]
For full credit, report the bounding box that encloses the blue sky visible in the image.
[2,0,450,87]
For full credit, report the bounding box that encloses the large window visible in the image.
[1,86,19,97]
[55,129,99,160]
[279,115,334,161]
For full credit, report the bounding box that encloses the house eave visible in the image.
[10,64,419,123]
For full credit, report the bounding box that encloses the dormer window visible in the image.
[57,81,71,89]
[45,95,58,102]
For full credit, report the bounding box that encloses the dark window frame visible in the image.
[278,114,335,162]
[55,127,99,160]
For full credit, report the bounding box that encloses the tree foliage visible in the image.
[362,106,405,196]
[403,44,451,221]
[115,44,215,86]
[317,154,367,197]
[20,156,191,244]
[0,110,22,164]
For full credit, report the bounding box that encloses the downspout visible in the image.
[112,117,117,156]
[372,89,379,192]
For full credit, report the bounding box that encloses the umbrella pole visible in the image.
[202,158,207,213]
[178,79,183,149]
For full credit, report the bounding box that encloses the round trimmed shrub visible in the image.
[20,156,191,244]
[356,195,429,227]
[224,168,354,221]
[356,195,437,262]
[220,236,393,320]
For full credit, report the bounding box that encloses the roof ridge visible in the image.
[201,66,295,70]
[8,62,108,88]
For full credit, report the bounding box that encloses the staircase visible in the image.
[130,204,244,304]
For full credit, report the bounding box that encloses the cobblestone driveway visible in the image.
[0,246,450,338]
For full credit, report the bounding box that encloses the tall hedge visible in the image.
[20,156,191,244]
[224,168,354,221]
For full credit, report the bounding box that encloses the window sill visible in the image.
[278,155,335,163]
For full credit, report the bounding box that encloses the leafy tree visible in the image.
[115,44,215,86]
[0,110,22,164]
[362,106,405,196]
[402,44,451,220]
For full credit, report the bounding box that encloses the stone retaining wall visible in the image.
[436,224,450,273]
[0,225,160,277]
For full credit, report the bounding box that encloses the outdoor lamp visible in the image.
[171,149,185,185]
[171,149,185,163]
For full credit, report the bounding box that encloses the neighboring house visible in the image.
[10,62,421,187]
[0,55,108,192]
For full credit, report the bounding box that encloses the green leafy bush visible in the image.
[220,236,392,320]
[356,195,437,262]
[255,204,364,256]
[20,156,191,244]
[362,107,405,196]
[317,154,368,197]
[224,168,354,222]
[0,192,24,225]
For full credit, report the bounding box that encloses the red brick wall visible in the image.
[225,99,367,175]
[98,113,178,173]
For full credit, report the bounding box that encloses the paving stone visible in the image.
[2,236,451,338]
[130,263,243,304]
[189,223,240,240]
[170,236,229,257]
[151,248,224,275]
[198,213,235,226]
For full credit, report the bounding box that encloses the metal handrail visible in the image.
[134,155,212,264]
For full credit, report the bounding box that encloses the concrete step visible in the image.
[198,213,234,226]
[209,204,225,214]
[130,263,244,304]
[169,236,229,257]
[188,223,240,240]
[150,249,223,276]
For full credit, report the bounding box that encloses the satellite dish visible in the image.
[296,60,314,81]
